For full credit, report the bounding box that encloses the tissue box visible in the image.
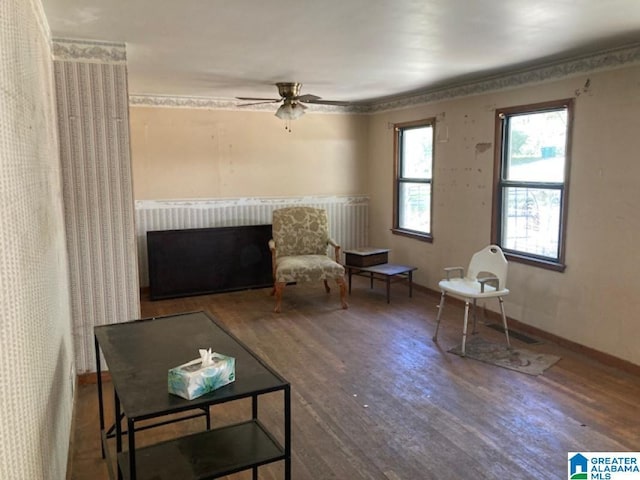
[168,352,235,400]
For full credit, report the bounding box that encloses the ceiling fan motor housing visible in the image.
[276,82,301,98]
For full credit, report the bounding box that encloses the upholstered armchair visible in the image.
[269,207,348,313]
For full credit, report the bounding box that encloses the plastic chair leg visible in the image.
[462,300,470,357]
[499,297,511,348]
[472,299,478,334]
[432,291,446,342]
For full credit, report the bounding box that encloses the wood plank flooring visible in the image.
[68,277,640,479]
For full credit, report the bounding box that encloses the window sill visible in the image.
[503,251,566,272]
[391,228,433,243]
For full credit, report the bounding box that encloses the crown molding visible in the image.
[52,38,126,64]
[366,42,640,113]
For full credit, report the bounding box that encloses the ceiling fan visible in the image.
[237,82,349,121]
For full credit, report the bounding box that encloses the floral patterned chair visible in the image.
[269,207,348,313]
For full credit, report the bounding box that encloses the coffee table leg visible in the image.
[115,390,122,480]
[284,385,291,480]
[348,267,352,294]
[95,336,105,459]
[128,418,137,480]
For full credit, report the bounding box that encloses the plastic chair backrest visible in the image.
[467,245,508,289]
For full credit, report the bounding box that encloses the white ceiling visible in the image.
[42,0,640,104]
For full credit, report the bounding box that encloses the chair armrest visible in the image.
[327,238,342,265]
[478,276,499,293]
[444,267,464,280]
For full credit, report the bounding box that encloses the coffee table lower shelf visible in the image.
[117,419,285,480]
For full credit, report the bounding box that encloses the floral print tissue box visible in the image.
[168,348,235,400]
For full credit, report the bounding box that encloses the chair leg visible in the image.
[336,277,348,309]
[273,282,285,313]
[323,280,331,293]
[472,299,478,334]
[461,300,471,357]
[499,297,511,349]
[432,291,446,342]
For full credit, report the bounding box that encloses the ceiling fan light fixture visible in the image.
[275,100,306,120]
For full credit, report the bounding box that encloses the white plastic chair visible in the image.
[432,245,511,356]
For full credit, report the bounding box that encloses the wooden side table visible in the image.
[344,247,389,267]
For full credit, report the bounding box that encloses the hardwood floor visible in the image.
[69,278,640,479]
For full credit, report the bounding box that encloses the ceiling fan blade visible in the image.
[237,100,281,107]
[296,94,321,102]
[236,96,281,101]
[300,99,351,106]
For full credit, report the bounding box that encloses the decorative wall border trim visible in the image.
[52,38,126,64]
[367,42,640,113]
[135,194,370,209]
[129,42,640,114]
[129,94,365,114]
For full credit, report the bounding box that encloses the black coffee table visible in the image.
[94,311,291,480]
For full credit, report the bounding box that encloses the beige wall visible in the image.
[130,107,369,199]
[0,0,74,478]
[128,66,640,366]
[367,66,640,366]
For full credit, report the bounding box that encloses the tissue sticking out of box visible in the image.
[168,349,236,400]
[200,348,214,367]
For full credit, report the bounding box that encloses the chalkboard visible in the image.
[147,225,273,300]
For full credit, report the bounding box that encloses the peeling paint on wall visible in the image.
[475,142,492,153]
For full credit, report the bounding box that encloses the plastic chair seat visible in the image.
[438,278,509,299]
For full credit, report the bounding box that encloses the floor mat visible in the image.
[448,336,560,376]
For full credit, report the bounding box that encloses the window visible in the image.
[492,99,573,271]
[393,119,435,241]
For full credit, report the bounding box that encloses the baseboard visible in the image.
[78,371,112,385]
[416,283,640,377]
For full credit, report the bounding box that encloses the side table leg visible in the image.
[386,275,391,303]
[409,271,413,298]
[369,272,374,289]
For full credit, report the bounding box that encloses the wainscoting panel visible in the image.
[136,195,369,287]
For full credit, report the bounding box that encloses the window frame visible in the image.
[392,118,436,242]
[491,98,574,272]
